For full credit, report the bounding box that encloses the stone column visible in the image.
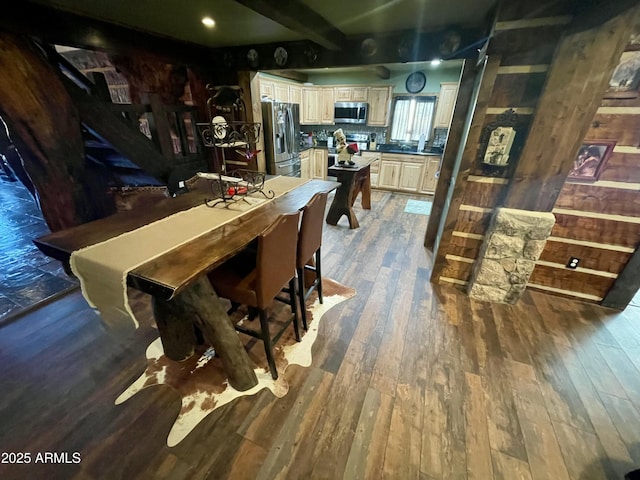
[468,208,555,304]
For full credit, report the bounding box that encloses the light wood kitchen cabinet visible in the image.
[274,83,289,102]
[301,87,321,124]
[312,149,327,179]
[368,86,393,126]
[260,81,274,100]
[420,156,441,193]
[399,162,424,191]
[300,149,311,179]
[434,82,458,128]
[379,160,401,189]
[289,85,301,104]
[335,86,369,102]
[360,152,381,187]
[377,153,438,194]
[321,88,335,124]
[335,87,351,102]
[352,87,368,101]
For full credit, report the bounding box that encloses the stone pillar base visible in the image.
[468,207,555,304]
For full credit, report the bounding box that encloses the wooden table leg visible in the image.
[326,173,359,229]
[152,297,197,361]
[350,171,371,210]
[154,276,258,391]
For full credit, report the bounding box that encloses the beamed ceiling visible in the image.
[29,0,496,49]
[17,0,498,74]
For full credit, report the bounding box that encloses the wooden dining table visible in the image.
[34,177,339,392]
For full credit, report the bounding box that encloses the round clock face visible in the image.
[274,46,288,67]
[406,71,426,94]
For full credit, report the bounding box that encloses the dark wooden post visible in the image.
[0,32,100,231]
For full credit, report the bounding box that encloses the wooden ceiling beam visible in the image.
[371,66,390,79]
[232,0,346,51]
[266,70,308,82]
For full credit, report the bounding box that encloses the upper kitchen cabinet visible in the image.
[434,82,458,128]
[335,86,368,102]
[321,88,335,124]
[260,80,275,100]
[368,86,393,126]
[289,85,301,104]
[301,87,321,124]
[274,83,289,102]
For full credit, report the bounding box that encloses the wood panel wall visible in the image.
[528,34,640,302]
[438,4,640,306]
[438,2,570,287]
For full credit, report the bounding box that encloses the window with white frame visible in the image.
[390,95,436,142]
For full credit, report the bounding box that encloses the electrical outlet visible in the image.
[566,257,580,269]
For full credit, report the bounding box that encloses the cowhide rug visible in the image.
[115,278,355,446]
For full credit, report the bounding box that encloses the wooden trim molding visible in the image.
[613,146,640,154]
[495,16,573,30]
[486,107,534,115]
[467,175,509,184]
[497,65,549,74]
[445,254,476,263]
[552,208,640,224]
[534,260,619,278]
[459,205,494,213]
[547,236,635,253]
[596,107,640,115]
[440,277,468,286]
[527,283,603,301]
[452,231,485,240]
[564,180,640,191]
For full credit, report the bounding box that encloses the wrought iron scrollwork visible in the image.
[199,170,275,208]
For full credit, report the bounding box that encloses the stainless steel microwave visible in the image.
[334,102,368,124]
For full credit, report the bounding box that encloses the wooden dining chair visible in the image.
[296,192,328,330]
[208,211,301,380]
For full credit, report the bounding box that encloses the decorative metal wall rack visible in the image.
[197,170,274,208]
[196,84,261,174]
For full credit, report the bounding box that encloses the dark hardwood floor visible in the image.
[1,190,639,479]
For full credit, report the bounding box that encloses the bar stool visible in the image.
[296,192,328,330]
[209,211,301,380]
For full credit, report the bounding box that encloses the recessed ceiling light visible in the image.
[431,59,442,66]
[202,17,215,28]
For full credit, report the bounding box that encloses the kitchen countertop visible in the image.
[301,145,441,157]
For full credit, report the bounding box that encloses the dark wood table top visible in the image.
[328,157,373,174]
[34,178,339,301]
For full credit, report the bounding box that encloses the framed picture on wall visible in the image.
[605,38,640,99]
[568,141,615,182]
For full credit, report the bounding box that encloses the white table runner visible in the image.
[71,176,308,328]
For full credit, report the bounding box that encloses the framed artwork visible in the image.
[605,37,640,99]
[568,141,615,182]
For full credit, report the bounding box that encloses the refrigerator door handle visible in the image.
[287,106,296,155]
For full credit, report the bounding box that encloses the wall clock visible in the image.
[406,71,426,94]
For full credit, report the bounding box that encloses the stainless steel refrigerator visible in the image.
[261,101,301,177]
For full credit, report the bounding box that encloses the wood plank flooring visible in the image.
[1,190,640,479]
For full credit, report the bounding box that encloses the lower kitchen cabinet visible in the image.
[420,157,441,193]
[376,153,441,195]
[360,152,381,187]
[398,162,424,191]
[379,160,401,189]
[312,149,327,179]
[300,150,311,179]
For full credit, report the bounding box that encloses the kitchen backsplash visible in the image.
[302,125,388,144]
